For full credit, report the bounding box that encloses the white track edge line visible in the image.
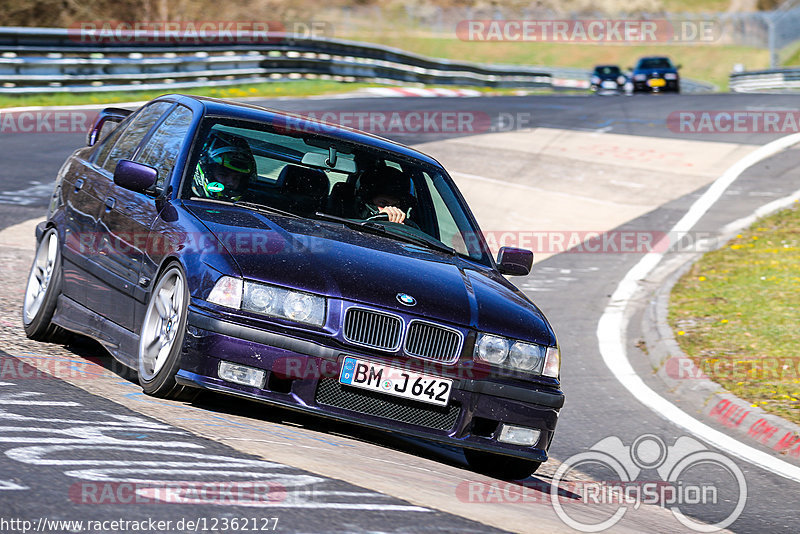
[597,131,800,484]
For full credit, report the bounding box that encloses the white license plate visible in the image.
[339,356,452,407]
[601,80,617,89]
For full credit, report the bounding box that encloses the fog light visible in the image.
[218,361,266,388]
[498,424,541,446]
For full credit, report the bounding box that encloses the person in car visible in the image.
[356,167,414,224]
[191,131,256,202]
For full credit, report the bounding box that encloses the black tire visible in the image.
[22,228,68,342]
[464,449,541,480]
[137,262,197,401]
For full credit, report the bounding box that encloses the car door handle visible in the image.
[105,197,116,211]
[74,178,84,192]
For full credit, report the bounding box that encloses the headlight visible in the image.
[282,291,324,325]
[209,277,326,327]
[475,334,509,364]
[474,333,555,376]
[509,342,544,372]
[243,281,326,327]
[617,76,626,85]
[665,73,677,80]
[246,284,279,314]
[634,74,646,81]
[590,75,600,84]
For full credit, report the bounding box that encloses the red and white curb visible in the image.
[552,78,591,89]
[599,131,800,484]
[362,87,482,97]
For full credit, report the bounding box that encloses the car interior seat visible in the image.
[278,164,329,215]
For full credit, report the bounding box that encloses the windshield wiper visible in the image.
[188,197,300,218]
[313,212,455,255]
[234,200,299,219]
[381,226,456,255]
[312,212,387,234]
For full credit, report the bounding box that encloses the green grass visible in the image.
[0,78,549,110]
[659,0,732,11]
[0,80,383,109]
[669,202,800,424]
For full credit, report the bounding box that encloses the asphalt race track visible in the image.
[1,92,799,533]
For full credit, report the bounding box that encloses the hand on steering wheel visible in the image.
[376,206,406,224]
[365,212,391,221]
[365,210,421,229]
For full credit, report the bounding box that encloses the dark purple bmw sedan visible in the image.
[22,94,562,479]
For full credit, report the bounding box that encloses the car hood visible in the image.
[185,202,555,344]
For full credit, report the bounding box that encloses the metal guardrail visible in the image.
[730,68,800,92]
[0,26,588,93]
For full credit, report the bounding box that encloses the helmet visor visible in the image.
[207,146,255,175]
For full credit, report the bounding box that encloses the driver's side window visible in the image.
[96,101,173,175]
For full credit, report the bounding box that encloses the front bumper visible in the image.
[633,78,679,92]
[178,306,564,462]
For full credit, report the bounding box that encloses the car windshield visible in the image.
[594,66,621,75]
[637,58,673,70]
[182,118,491,264]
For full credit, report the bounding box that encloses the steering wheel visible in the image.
[365,211,421,229]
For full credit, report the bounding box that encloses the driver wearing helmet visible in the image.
[192,131,256,202]
[356,167,413,224]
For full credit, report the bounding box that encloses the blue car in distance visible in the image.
[631,56,681,93]
[590,65,629,93]
[22,95,563,480]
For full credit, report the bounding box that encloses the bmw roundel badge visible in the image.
[396,293,416,306]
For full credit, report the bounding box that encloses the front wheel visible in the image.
[464,449,541,480]
[22,228,68,342]
[137,263,196,400]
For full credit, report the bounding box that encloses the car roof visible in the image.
[156,94,445,169]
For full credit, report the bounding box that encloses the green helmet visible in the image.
[192,131,256,201]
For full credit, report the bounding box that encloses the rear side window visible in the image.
[135,105,194,193]
[97,101,173,174]
[91,115,132,166]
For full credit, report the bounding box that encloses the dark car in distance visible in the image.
[22,95,563,480]
[590,65,629,93]
[631,56,680,93]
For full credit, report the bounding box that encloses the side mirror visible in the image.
[497,247,533,276]
[86,107,132,146]
[676,64,682,70]
[114,160,157,194]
